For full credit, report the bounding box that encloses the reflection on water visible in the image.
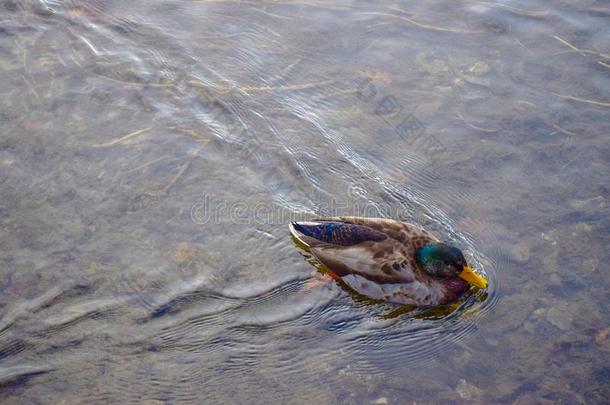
[1,0,609,403]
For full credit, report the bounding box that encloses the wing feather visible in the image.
[315,216,439,244]
[309,239,416,283]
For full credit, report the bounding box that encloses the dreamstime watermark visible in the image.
[190,193,409,225]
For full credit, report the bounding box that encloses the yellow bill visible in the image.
[459,266,488,289]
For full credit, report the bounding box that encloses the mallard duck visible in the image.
[289,216,487,306]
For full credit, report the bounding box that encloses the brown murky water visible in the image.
[1,0,609,403]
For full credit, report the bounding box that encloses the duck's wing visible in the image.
[289,221,418,284]
[314,216,439,245]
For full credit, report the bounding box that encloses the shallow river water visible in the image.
[1,0,609,403]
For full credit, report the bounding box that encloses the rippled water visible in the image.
[1,0,609,403]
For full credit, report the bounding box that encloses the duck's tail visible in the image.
[289,221,323,247]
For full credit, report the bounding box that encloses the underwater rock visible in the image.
[512,394,555,405]
[171,243,199,263]
[546,306,573,331]
[595,326,610,344]
[484,292,535,333]
[568,195,605,211]
[456,379,482,400]
[467,62,490,76]
[595,326,610,351]
[510,241,531,264]
[142,401,164,405]
[415,51,450,75]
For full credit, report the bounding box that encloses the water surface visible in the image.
[1,0,609,403]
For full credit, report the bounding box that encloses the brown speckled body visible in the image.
[290,216,470,306]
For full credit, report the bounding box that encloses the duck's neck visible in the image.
[438,278,469,305]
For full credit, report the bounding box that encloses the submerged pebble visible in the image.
[546,306,574,331]
[456,379,482,400]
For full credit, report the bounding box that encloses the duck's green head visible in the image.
[416,243,487,288]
